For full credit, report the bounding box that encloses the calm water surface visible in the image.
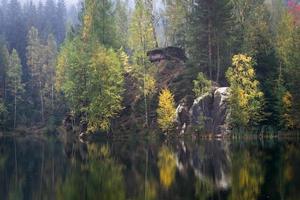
[0,135,300,200]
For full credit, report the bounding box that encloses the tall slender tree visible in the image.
[44,34,57,112]
[55,0,67,44]
[0,41,9,102]
[129,0,156,127]
[115,0,130,49]
[187,0,233,82]
[7,49,23,128]
[26,27,45,122]
[163,0,190,47]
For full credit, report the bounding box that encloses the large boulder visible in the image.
[176,87,230,135]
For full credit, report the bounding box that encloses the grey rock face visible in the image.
[176,87,230,135]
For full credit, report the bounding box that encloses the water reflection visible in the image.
[56,143,125,200]
[230,150,264,200]
[0,135,300,200]
[158,146,177,189]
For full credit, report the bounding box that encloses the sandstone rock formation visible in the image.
[176,87,230,135]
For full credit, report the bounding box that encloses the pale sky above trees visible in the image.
[18,0,80,7]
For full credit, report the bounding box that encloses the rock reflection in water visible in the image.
[172,140,231,199]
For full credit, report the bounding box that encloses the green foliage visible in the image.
[273,79,295,130]
[0,41,9,100]
[275,9,300,127]
[226,54,264,128]
[0,101,7,129]
[157,88,176,132]
[0,42,9,128]
[163,0,190,47]
[43,34,57,113]
[87,47,124,131]
[83,0,126,48]
[56,37,124,132]
[193,72,212,97]
[186,0,233,81]
[231,0,272,55]
[128,0,157,126]
[56,0,127,133]
[7,49,23,128]
[26,27,60,124]
[26,27,46,122]
[115,0,130,49]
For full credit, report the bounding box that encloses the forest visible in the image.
[0,0,300,136]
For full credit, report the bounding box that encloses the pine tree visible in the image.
[26,27,45,122]
[0,41,9,101]
[163,0,190,47]
[275,8,300,127]
[157,88,176,132]
[44,34,57,112]
[0,2,5,36]
[24,1,38,32]
[43,0,56,40]
[115,0,130,49]
[83,0,118,48]
[231,0,272,55]
[7,49,23,128]
[55,0,67,44]
[6,0,26,67]
[0,41,9,128]
[187,0,233,82]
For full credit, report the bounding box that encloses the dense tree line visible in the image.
[0,0,67,130]
[0,0,300,134]
[0,0,66,64]
[162,0,300,131]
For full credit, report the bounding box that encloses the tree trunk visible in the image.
[102,0,105,44]
[152,23,159,48]
[51,83,54,112]
[3,70,6,100]
[144,148,148,199]
[14,137,18,185]
[40,144,44,200]
[39,80,44,122]
[216,41,221,83]
[148,0,159,47]
[14,85,17,129]
[143,58,149,127]
[140,11,149,127]
[208,18,213,80]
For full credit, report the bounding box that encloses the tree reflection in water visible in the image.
[0,135,300,200]
[56,143,126,200]
[230,150,264,200]
[158,145,177,189]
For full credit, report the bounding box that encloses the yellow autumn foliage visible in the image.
[144,75,156,96]
[157,88,176,132]
[226,54,264,127]
[282,91,294,129]
[158,146,177,189]
[230,151,264,200]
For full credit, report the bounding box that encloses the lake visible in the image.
[0,135,300,200]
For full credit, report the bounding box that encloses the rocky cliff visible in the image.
[176,87,230,135]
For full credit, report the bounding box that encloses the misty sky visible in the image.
[19,0,80,7]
